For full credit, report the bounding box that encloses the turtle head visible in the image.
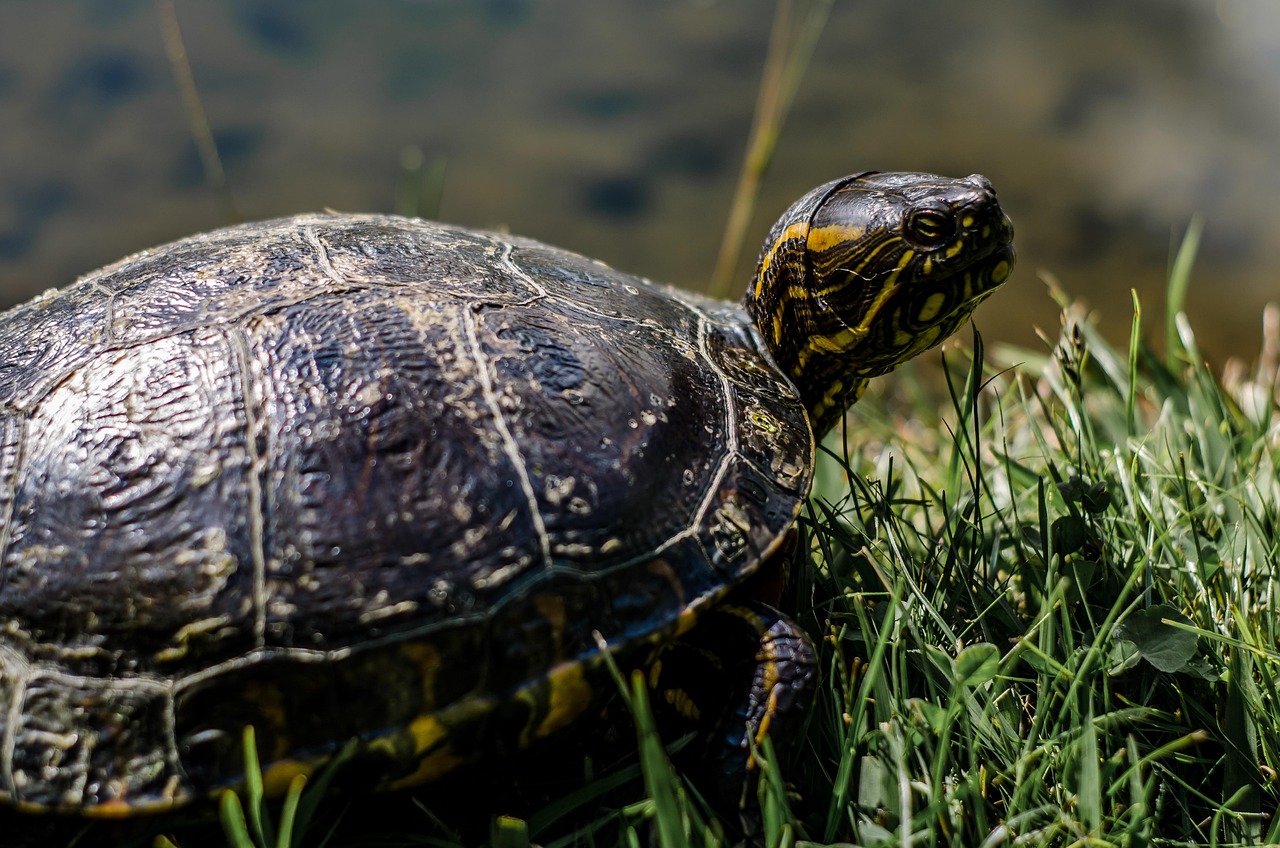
[746,171,1015,436]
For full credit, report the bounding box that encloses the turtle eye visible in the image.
[904,202,957,249]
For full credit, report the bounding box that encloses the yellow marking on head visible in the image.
[991,259,1012,283]
[533,661,594,739]
[262,759,314,798]
[945,239,966,259]
[794,246,920,366]
[805,223,866,253]
[754,221,810,298]
[961,215,975,228]
[834,236,897,282]
[834,243,913,306]
[821,248,913,342]
[917,292,947,324]
[811,243,903,298]
[893,247,916,274]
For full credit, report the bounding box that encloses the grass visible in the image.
[177,240,1280,848]
[781,268,1280,844]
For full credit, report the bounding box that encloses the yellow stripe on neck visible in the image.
[754,221,810,299]
[805,223,866,253]
[793,247,916,369]
[795,325,866,369]
[808,377,868,428]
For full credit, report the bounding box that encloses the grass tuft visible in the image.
[790,235,1280,845]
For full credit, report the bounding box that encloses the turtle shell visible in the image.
[0,214,812,813]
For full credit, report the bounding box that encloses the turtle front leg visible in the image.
[647,601,818,836]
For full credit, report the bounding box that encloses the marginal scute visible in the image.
[704,321,811,495]
[696,458,800,576]
[11,672,175,809]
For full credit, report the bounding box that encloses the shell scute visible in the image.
[694,457,799,576]
[473,302,730,570]
[0,288,112,411]
[90,223,331,346]
[248,291,542,648]
[0,329,257,678]
[314,217,537,302]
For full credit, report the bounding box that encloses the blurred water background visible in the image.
[2,0,1279,360]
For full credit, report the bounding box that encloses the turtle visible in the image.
[0,171,1013,821]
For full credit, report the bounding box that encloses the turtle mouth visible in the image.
[967,238,1016,299]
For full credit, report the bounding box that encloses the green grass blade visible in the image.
[220,790,256,848]
[275,774,306,848]
[1165,214,1203,364]
[237,726,274,848]
[629,671,693,848]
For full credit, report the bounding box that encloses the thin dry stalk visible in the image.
[156,0,241,223]
[708,0,835,300]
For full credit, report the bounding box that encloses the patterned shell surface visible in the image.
[0,214,812,810]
